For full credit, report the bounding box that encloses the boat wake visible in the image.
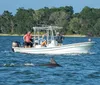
[0,50,12,54]
[0,63,35,67]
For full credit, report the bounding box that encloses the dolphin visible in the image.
[1,58,61,68]
[37,58,61,67]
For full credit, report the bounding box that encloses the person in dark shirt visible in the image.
[55,32,64,46]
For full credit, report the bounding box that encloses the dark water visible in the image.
[0,36,100,85]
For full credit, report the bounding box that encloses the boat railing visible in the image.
[33,26,63,47]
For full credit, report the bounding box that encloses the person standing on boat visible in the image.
[23,31,33,48]
[55,32,64,46]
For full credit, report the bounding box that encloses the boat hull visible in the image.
[12,42,94,54]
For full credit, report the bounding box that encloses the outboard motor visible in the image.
[12,41,20,47]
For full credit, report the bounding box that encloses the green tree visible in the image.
[93,18,100,36]
[68,17,81,34]
[15,7,35,34]
[0,11,14,33]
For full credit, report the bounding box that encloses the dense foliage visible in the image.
[0,6,100,36]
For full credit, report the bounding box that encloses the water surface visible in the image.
[0,36,100,85]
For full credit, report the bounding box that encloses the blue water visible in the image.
[0,36,100,85]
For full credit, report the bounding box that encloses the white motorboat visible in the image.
[12,26,94,54]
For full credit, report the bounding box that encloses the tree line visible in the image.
[0,6,100,37]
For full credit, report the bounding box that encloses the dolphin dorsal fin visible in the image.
[50,58,57,64]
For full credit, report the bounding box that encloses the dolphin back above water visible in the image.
[37,58,61,67]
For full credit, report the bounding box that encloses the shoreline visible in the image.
[0,33,86,37]
[64,34,86,37]
[0,34,23,36]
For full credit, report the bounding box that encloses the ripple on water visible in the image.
[86,71,100,79]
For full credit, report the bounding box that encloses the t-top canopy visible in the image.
[33,26,62,31]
